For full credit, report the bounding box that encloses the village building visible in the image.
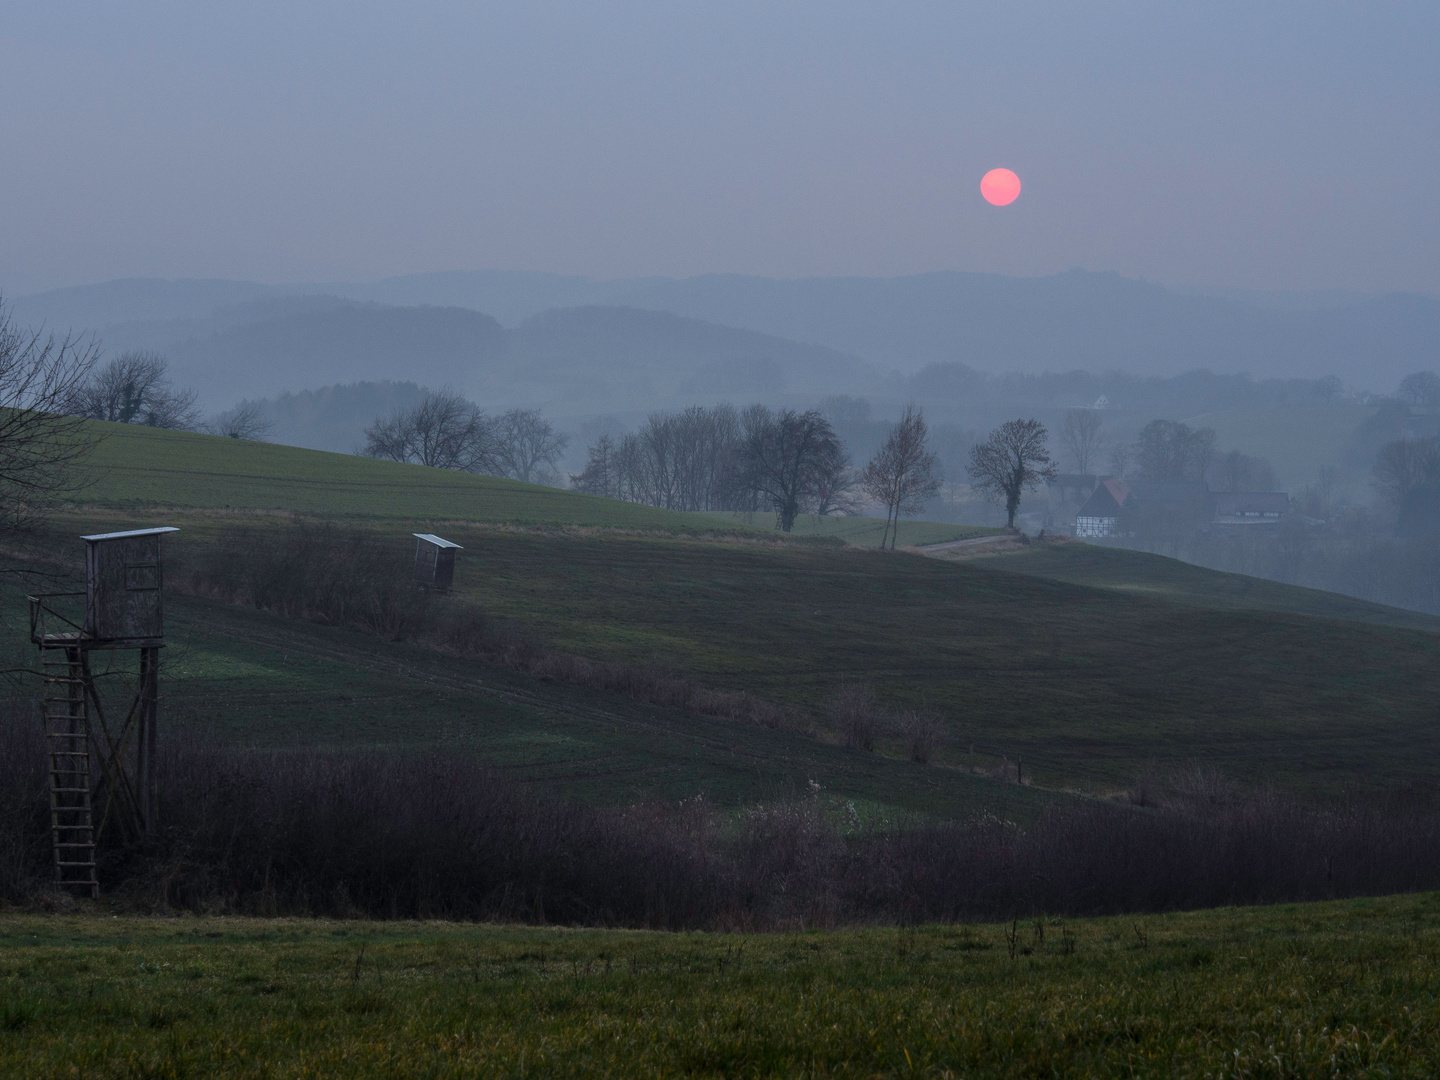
[1074,478,1130,537]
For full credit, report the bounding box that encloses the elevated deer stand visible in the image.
[29,527,177,896]
[413,533,462,591]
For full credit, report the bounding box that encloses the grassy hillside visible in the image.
[699,510,999,547]
[6,895,1440,1076]
[74,421,748,531]
[35,425,1440,799]
[952,537,1440,633]
[0,568,1048,822]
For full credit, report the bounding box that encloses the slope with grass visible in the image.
[73,420,754,531]
[0,568,1049,822]
[948,536,1440,633]
[36,425,1440,799]
[699,509,1000,547]
[6,895,1440,1076]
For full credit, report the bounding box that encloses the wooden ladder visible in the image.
[41,649,98,898]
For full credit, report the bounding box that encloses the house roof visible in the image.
[1077,478,1130,518]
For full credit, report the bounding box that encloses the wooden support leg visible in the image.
[138,646,159,835]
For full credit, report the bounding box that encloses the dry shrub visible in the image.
[828,683,881,752]
[900,710,947,764]
[9,719,1440,925]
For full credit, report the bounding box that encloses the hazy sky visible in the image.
[3,1,1437,296]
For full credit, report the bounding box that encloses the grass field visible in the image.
[5,894,1440,1077]
[958,537,1440,633]
[0,565,1056,822]
[15,425,1437,801]
[698,510,1001,547]
[73,421,753,531]
[14,504,1440,799]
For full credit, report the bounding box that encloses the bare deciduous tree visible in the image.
[859,405,941,549]
[1398,371,1440,408]
[68,351,201,430]
[734,407,848,532]
[205,403,273,440]
[1374,436,1440,507]
[571,433,620,498]
[362,390,492,470]
[1209,449,1276,493]
[0,297,102,535]
[490,408,569,484]
[1060,408,1105,474]
[1131,420,1216,484]
[967,418,1058,529]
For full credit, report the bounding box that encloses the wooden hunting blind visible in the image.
[29,526,178,896]
[413,533,462,589]
[84,527,174,644]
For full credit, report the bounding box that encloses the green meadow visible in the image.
[5,895,1440,1078]
[14,421,1437,798]
[8,422,1440,1074]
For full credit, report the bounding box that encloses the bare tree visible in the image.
[1131,420,1216,483]
[1209,449,1276,493]
[205,403,273,440]
[1399,371,1440,408]
[859,405,941,549]
[68,351,201,430]
[490,408,569,484]
[1060,408,1105,474]
[733,407,847,532]
[571,433,620,498]
[362,390,492,470]
[1374,436,1440,507]
[967,418,1058,529]
[0,297,102,535]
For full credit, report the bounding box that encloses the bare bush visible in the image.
[900,709,946,764]
[827,683,881,752]
[8,724,1440,926]
[205,402,273,440]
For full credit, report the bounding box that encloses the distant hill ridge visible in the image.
[11,269,1440,407]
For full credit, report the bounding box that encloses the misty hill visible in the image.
[317,269,1440,388]
[19,270,1439,393]
[616,271,1440,388]
[162,302,508,405]
[94,298,879,415]
[501,306,876,410]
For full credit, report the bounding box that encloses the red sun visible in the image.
[981,168,1022,206]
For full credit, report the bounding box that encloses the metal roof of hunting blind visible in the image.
[80,527,180,542]
[412,533,463,549]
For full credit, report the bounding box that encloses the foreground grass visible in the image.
[4,895,1440,1077]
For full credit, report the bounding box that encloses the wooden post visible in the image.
[138,646,159,835]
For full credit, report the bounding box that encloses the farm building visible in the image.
[1074,478,1130,537]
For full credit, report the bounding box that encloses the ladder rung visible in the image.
[50,787,92,794]
[54,842,94,848]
